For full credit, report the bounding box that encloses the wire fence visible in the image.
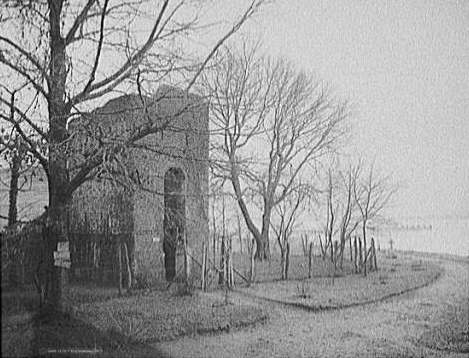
[1,217,133,289]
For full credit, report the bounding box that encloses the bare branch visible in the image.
[65,0,98,45]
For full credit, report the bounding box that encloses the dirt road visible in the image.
[158,256,468,357]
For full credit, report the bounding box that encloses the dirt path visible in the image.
[156,256,468,358]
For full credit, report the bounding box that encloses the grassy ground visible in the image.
[2,283,124,317]
[231,249,356,284]
[75,288,268,344]
[1,251,444,357]
[1,283,267,356]
[417,301,469,353]
[155,256,468,358]
[1,284,170,357]
[238,253,442,310]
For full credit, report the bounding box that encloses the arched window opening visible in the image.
[163,167,185,281]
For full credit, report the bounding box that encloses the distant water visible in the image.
[375,218,469,257]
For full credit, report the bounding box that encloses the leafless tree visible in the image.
[0,88,46,227]
[353,161,395,276]
[203,44,347,260]
[0,0,266,310]
[271,184,309,280]
[322,168,338,262]
[336,164,361,268]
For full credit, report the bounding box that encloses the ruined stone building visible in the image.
[68,86,209,285]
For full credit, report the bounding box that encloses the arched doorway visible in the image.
[163,168,185,281]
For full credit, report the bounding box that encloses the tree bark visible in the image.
[257,204,272,260]
[44,0,72,311]
[7,152,20,227]
[255,235,270,261]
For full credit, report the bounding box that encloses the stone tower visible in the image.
[68,86,209,285]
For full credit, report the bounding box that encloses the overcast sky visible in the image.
[209,0,468,219]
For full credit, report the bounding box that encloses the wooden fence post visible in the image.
[219,234,225,285]
[184,235,191,288]
[201,240,206,291]
[249,238,255,285]
[349,236,353,262]
[371,237,378,271]
[333,240,339,269]
[353,236,358,273]
[308,241,313,279]
[122,240,132,290]
[230,249,234,287]
[117,238,123,296]
[358,237,363,273]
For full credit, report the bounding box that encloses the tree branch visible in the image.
[65,0,98,45]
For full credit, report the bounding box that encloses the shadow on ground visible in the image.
[32,310,169,358]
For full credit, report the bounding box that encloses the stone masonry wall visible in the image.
[69,85,209,286]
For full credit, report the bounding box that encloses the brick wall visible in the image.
[69,86,209,286]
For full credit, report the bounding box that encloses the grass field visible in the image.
[238,253,442,310]
[1,249,445,357]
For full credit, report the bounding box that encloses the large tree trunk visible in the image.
[44,0,71,311]
[255,238,270,261]
[7,152,20,227]
[7,155,20,286]
[45,181,70,311]
[257,211,271,260]
[229,164,269,260]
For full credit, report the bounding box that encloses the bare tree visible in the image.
[336,164,361,268]
[353,161,395,276]
[0,89,45,227]
[323,168,338,262]
[0,0,266,310]
[203,44,347,260]
[271,185,309,280]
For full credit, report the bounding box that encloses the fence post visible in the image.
[308,241,313,279]
[371,237,378,271]
[358,237,363,273]
[201,240,206,291]
[249,238,255,285]
[229,248,234,288]
[183,235,191,288]
[219,233,225,285]
[117,237,123,296]
[349,235,353,262]
[122,239,132,290]
[333,240,339,269]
